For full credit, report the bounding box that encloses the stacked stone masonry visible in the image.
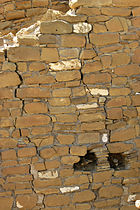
[0,0,69,35]
[0,0,140,209]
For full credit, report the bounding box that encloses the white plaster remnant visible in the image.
[102,134,108,143]
[73,22,92,33]
[76,103,98,109]
[16,201,23,208]
[136,92,140,95]
[135,200,140,209]
[89,88,108,96]
[38,170,58,179]
[60,186,79,193]
[49,59,81,71]
[31,164,38,179]
[128,194,136,202]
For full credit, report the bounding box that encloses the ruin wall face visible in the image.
[0,0,69,35]
[0,0,140,209]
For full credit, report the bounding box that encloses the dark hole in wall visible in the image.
[108,153,126,170]
[74,151,97,171]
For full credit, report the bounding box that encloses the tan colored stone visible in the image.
[113,0,140,7]
[79,112,105,122]
[78,133,100,144]
[16,195,37,209]
[110,88,131,96]
[41,48,59,63]
[107,108,123,119]
[0,197,13,210]
[83,73,111,84]
[61,34,86,47]
[2,61,16,71]
[90,33,119,46]
[99,186,123,198]
[93,24,107,33]
[94,198,120,208]
[56,70,81,82]
[56,114,77,123]
[112,53,130,67]
[17,87,50,98]
[107,142,133,153]
[57,134,75,145]
[73,190,95,203]
[70,146,87,156]
[16,115,50,128]
[82,61,102,73]
[61,156,80,165]
[110,127,136,142]
[44,195,70,207]
[70,0,112,9]
[49,98,70,106]
[106,17,123,32]
[24,102,48,114]
[93,171,112,183]
[1,150,17,160]
[59,48,79,60]
[40,20,72,34]
[0,72,20,88]
[101,7,131,16]
[8,47,40,62]
[81,122,105,131]
[132,48,140,64]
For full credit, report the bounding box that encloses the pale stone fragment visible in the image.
[76,103,98,109]
[49,59,81,71]
[128,194,136,202]
[135,200,140,209]
[16,201,23,208]
[90,88,108,96]
[73,22,92,33]
[38,170,58,179]
[2,61,16,71]
[60,186,79,193]
[102,134,108,143]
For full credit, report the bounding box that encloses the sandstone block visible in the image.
[57,134,75,145]
[49,98,70,106]
[24,102,48,114]
[0,197,13,210]
[16,195,37,209]
[60,186,79,193]
[1,150,17,160]
[101,7,131,16]
[32,0,49,7]
[106,17,123,32]
[76,7,100,16]
[93,171,113,183]
[78,133,100,144]
[56,70,81,82]
[81,122,105,131]
[41,48,59,63]
[79,112,105,122]
[44,195,70,207]
[112,53,130,67]
[24,75,55,85]
[113,0,140,7]
[45,159,60,169]
[90,88,108,96]
[132,48,140,64]
[8,47,40,62]
[110,88,131,96]
[28,62,45,71]
[16,115,50,128]
[70,146,87,156]
[73,190,95,203]
[18,147,36,158]
[0,88,13,99]
[64,175,88,186]
[82,61,102,73]
[132,95,140,106]
[107,142,133,153]
[107,96,131,107]
[114,169,139,178]
[17,87,50,98]
[39,34,57,44]
[0,138,17,149]
[40,147,56,159]
[40,20,72,34]
[38,170,58,179]
[93,24,107,33]
[90,33,119,46]
[52,88,71,97]
[2,165,29,176]
[83,73,111,84]
[59,48,79,60]
[6,10,25,20]
[94,198,120,208]
[70,0,112,9]
[80,49,96,60]
[61,34,86,47]
[61,156,80,165]
[0,72,21,88]
[99,186,123,198]
[15,1,31,9]
[110,127,136,142]
[2,61,16,71]
[107,108,123,119]
[56,114,77,123]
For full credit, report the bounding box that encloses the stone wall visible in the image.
[0,0,140,209]
[0,0,69,35]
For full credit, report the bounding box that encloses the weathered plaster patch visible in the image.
[102,134,108,143]
[16,201,23,208]
[76,103,98,109]
[73,22,92,33]
[38,170,58,179]
[60,186,79,193]
[49,59,81,71]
